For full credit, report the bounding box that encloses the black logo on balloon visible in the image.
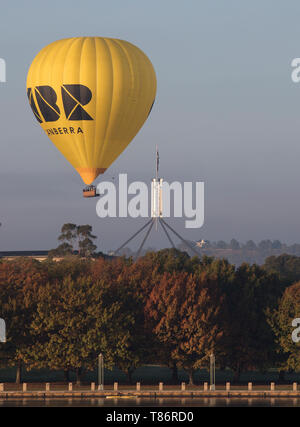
[27,88,43,123]
[27,84,93,123]
[35,86,60,122]
[61,85,93,121]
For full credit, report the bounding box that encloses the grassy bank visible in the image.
[0,365,299,385]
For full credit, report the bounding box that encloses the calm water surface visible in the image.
[0,398,299,407]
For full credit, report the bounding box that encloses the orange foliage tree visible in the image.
[145,270,227,384]
[0,259,48,383]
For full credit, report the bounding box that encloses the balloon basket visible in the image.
[83,185,99,198]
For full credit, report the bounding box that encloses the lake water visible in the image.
[1,397,300,407]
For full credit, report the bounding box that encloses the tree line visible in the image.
[121,238,300,266]
[0,249,300,384]
[185,238,300,267]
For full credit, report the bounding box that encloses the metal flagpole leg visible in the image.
[113,218,154,255]
[136,218,155,259]
[160,218,200,257]
[159,218,176,248]
[98,353,104,390]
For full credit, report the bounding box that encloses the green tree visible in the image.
[140,248,199,275]
[76,225,97,257]
[230,239,240,250]
[90,256,155,383]
[244,240,257,251]
[78,237,97,257]
[272,240,282,250]
[46,257,91,282]
[50,223,97,257]
[258,240,273,251]
[58,223,78,246]
[23,275,135,384]
[263,254,300,287]
[224,263,284,380]
[268,281,300,371]
[217,240,227,249]
[48,242,73,258]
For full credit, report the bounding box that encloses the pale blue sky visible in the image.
[1,0,300,251]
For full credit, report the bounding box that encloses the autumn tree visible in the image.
[0,259,48,383]
[145,271,227,384]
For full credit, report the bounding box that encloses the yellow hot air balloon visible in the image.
[26,37,157,196]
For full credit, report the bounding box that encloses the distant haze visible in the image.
[1,0,300,252]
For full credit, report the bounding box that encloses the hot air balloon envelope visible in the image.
[26,37,157,185]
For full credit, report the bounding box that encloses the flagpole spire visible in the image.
[113,146,200,258]
[156,144,159,180]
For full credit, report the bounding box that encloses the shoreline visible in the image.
[1,390,300,399]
